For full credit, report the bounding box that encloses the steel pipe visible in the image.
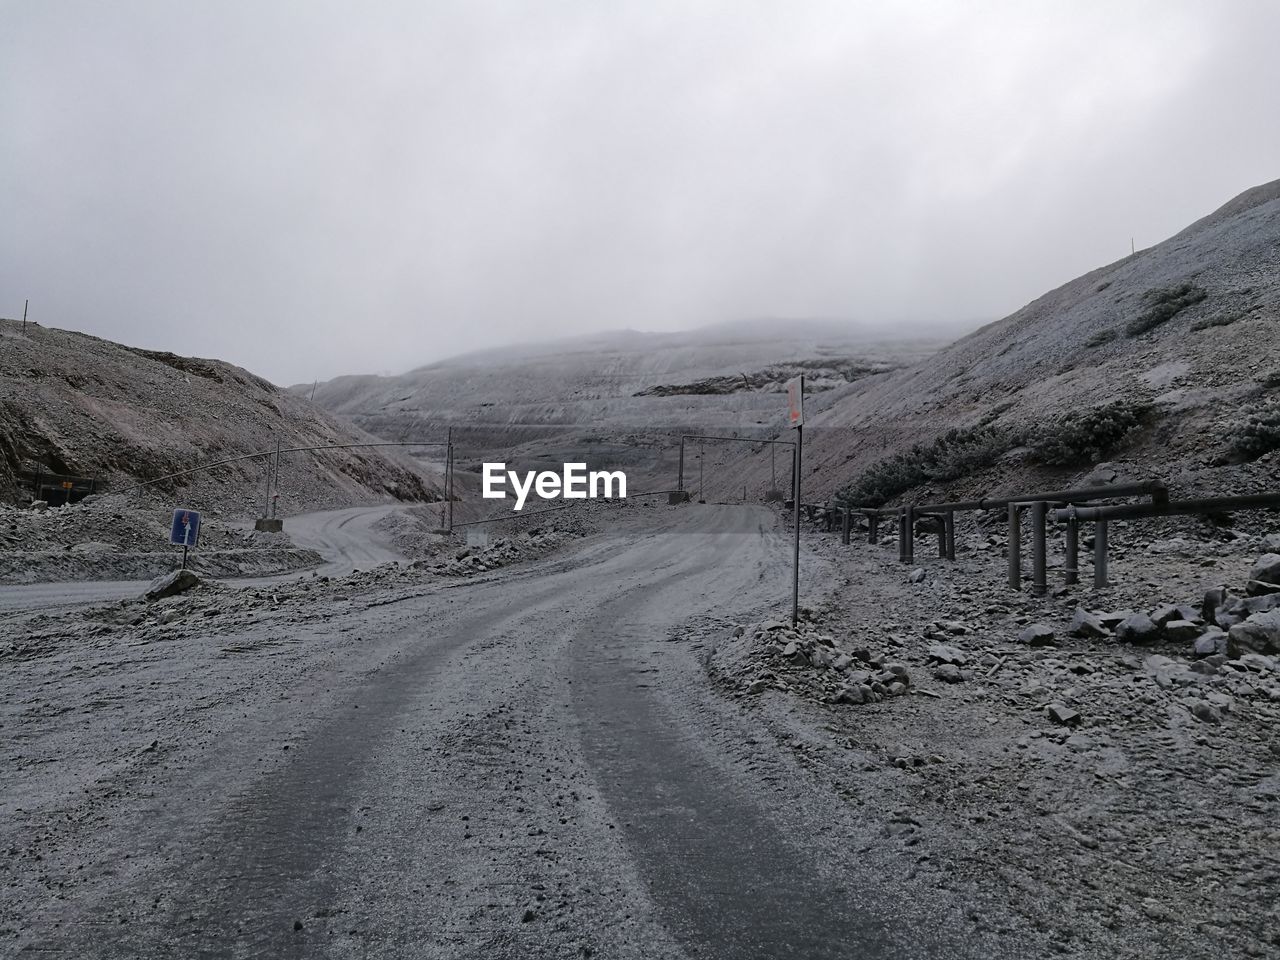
[1064,518,1079,586]
[1007,503,1021,590]
[1055,492,1280,523]
[1094,519,1109,589]
[845,480,1168,518]
[1030,500,1047,597]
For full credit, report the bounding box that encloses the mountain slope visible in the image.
[301,321,949,488]
[0,321,437,513]
[796,179,1280,503]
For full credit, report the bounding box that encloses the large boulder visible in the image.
[1151,603,1198,628]
[1201,587,1232,625]
[1115,613,1160,645]
[1018,623,1056,647]
[1241,593,1280,616]
[1068,608,1109,639]
[1246,554,1280,596]
[144,569,200,601]
[1163,620,1202,644]
[1097,610,1137,630]
[1192,627,1235,659]
[1228,610,1280,655]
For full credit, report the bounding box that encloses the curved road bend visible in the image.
[0,504,407,614]
[16,505,1018,959]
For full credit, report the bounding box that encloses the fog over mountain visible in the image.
[4,1,1280,384]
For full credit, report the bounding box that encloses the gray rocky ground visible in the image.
[711,508,1280,958]
[3,500,1278,958]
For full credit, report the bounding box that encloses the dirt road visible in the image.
[2,504,1032,958]
[0,505,406,614]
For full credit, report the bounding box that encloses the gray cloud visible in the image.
[3,1,1277,384]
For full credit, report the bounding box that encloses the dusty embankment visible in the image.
[705,508,1280,959]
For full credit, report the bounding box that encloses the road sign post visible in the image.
[169,508,202,571]
[786,376,804,624]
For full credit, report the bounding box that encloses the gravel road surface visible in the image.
[0,505,405,614]
[2,504,1034,958]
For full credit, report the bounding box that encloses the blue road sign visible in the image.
[170,509,201,548]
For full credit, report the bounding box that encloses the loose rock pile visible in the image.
[1017,550,1280,659]
[711,618,912,706]
[420,529,574,577]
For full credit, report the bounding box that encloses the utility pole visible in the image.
[446,426,454,533]
[22,299,28,334]
[271,438,282,518]
[698,443,704,502]
[309,380,318,402]
[262,448,272,519]
[788,375,804,625]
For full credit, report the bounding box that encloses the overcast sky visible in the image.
[3,1,1278,385]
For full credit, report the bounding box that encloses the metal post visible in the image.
[1064,518,1079,585]
[271,438,282,518]
[262,449,272,518]
[1007,503,1021,590]
[1093,518,1109,589]
[677,438,685,493]
[23,299,28,334]
[446,427,454,533]
[698,443,704,502]
[944,509,956,560]
[790,420,802,625]
[841,507,851,545]
[181,545,188,571]
[897,509,907,562]
[904,505,915,564]
[1031,500,1047,596]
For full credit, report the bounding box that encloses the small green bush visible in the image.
[1227,403,1280,461]
[1085,328,1118,348]
[1126,282,1207,337]
[1028,399,1155,466]
[1191,308,1250,331]
[837,426,1014,507]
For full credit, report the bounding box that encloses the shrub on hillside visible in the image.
[1027,399,1155,466]
[1226,403,1280,461]
[837,426,1014,507]
[1126,282,1207,336]
[1085,328,1118,348]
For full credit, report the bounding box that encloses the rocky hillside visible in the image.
[300,321,946,489]
[0,322,438,515]
[785,179,1280,506]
